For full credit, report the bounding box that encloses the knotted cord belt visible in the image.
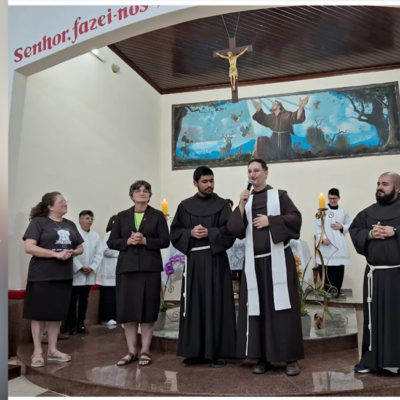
[254,243,290,259]
[182,245,211,317]
[366,263,400,351]
[273,130,290,150]
[246,242,290,356]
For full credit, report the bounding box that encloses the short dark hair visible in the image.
[106,215,117,232]
[79,210,94,218]
[129,180,152,197]
[227,199,234,207]
[248,158,268,171]
[193,166,213,182]
[328,188,340,197]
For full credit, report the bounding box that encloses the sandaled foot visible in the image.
[31,353,45,368]
[47,350,71,363]
[139,352,152,367]
[116,352,138,366]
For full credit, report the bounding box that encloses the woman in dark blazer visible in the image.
[108,180,170,367]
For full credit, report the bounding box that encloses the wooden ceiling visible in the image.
[109,6,400,94]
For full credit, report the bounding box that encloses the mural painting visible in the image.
[172,82,400,169]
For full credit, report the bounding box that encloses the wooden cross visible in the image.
[214,37,252,103]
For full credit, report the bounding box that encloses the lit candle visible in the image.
[161,198,168,215]
[318,193,326,209]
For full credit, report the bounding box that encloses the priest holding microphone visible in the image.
[227,158,304,376]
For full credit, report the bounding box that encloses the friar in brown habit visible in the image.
[170,166,236,368]
[350,172,400,375]
[227,158,304,376]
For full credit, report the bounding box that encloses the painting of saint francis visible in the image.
[172,82,400,169]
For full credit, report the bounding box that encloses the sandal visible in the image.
[31,353,45,368]
[47,351,71,362]
[139,352,152,367]
[116,352,138,366]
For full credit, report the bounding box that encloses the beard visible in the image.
[199,187,213,197]
[376,187,396,205]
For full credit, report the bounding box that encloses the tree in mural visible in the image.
[344,86,400,150]
[335,134,350,152]
[306,125,327,153]
[173,104,227,153]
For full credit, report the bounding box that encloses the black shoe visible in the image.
[354,362,371,374]
[252,359,271,375]
[77,325,88,334]
[286,361,300,376]
[58,333,69,340]
[69,328,77,336]
[209,359,226,368]
[182,357,208,366]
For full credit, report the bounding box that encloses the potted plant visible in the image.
[154,255,180,330]
[294,255,331,337]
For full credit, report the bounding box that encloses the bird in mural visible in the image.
[240,124,251,137]
[231,111,243,122]
[313,101,320,110]
[181,134,193,144]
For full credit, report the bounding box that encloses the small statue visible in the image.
[215,47,248,92]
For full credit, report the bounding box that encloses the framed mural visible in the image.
[172,81,400,169]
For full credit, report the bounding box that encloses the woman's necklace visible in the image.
[49,216,64,230]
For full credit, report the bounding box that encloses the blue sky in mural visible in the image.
[177,90,381,159]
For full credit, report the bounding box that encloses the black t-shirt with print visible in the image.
[23,217,84,282]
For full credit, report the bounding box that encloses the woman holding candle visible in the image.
[107,180,170,367]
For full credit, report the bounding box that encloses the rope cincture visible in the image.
[366,263,400,351]
[182,245,211,317]
[245,242,290,356]
[254,243,290,259]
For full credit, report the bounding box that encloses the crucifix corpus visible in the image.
[214,37,252,103]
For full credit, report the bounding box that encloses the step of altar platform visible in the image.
[307,288,362,309]
[151,304,359,356]
[8,364,21,380]
[17,328,400,397]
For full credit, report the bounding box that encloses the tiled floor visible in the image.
[10,306,400,397]
[8,357,64,397]
[8,375,64,397]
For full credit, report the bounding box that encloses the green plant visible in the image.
[295,255,331,318]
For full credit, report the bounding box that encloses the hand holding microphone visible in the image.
[239,179,253,210]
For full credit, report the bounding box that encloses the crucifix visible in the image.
[214,36,252,103]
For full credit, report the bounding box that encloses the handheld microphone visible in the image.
[247,179,253,191]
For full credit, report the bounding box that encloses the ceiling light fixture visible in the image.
[91,49,105,62]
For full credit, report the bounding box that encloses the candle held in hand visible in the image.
[161,198,168,215]
[318,193,325,209]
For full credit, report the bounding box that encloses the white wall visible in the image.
[9,47,400,301]
[160,69,400,303]
[8,47,161,289]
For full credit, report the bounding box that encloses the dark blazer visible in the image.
[107,205,170,274]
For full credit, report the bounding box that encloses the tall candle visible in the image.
[318,193,326,209]
[161,198,168,215]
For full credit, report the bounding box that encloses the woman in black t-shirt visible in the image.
[23,192,84,368]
